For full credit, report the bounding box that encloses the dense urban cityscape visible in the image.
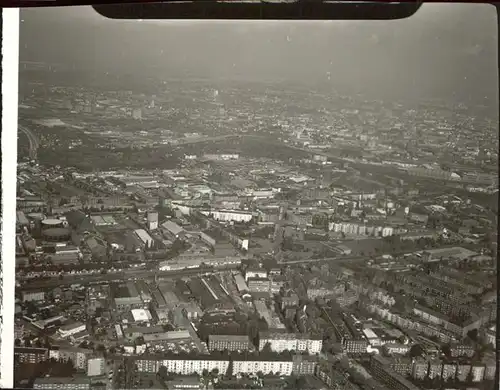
[14,61,498,390]
[13,4,499,390]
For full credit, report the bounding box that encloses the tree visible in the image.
[409,344,424,358]
[339,356,350,370]
[467,329,478,341]
[157,366,169,381]
[441,344,451,357]
[96,344,106,352]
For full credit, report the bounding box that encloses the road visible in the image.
[19,242,460,290]
[18,125,40,160]
[18,264,239,291]
[174,134,237,146]
[279,255,368,265]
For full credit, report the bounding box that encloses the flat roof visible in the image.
[209,335,250,343]
[59,322,85,332]
[135,229,153,244]
[362,328,379,339]
[42,218,63,225]
[131,309,152,322]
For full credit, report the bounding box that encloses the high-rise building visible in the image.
[147,211,159,231]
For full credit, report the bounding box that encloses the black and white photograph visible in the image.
[10,4,499,390]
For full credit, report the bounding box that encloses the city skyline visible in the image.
[9,4,500,390]
[20,4,498,107]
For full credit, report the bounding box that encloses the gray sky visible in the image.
[20,4,498,105]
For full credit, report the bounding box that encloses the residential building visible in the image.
[383,343,410,356]
[135,356,230,376]
[315,364,357,390]
[22,290,45,302]
[14,347,48,364]
[411,358,428,380]
[245,268,268,281]
[292,355,317,375]
[33,377,90,390]
[208,335,253,352]
[370,355,420,390]
[49,347,92,370]
[248,278,271,294]
[167,376,202,390]
[259,332,322,354]
[343,339,368,354]
[233,359,293,376]
[281,294,299,310]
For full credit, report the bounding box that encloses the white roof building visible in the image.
[162,221,185,237]
[131,309,152,323]
[134,229,154,246]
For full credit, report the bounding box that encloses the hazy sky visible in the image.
[20,4,498,105]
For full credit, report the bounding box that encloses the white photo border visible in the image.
[1,7,20,389]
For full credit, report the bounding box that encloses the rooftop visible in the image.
[209,334,251,343]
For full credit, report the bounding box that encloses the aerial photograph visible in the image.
[14,4,498,390]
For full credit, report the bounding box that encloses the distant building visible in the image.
[202,209,254,223]
[22,290,45,302]
[132,108,142,119]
